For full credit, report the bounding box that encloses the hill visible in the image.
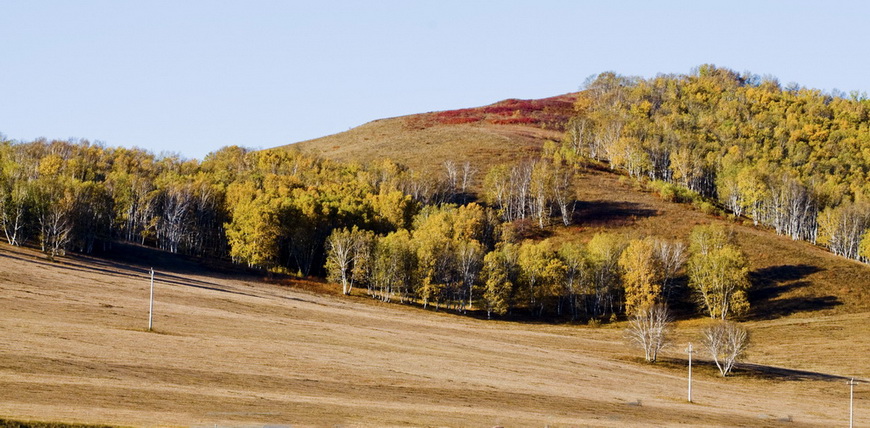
[285,92,870,318]
[286,94,577,171]
[0,242,866,427]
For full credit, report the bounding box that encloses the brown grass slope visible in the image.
[1,243,868,427]
[284,94,577,172]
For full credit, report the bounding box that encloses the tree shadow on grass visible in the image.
[573,200,659,228]
[751,264,823,288]
[655,356,855,383]
[747,264,841,320]
[735,363,857,382]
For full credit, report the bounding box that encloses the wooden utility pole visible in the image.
[148,268,154,331]
[687,342,694,403]
[848,378,858,428]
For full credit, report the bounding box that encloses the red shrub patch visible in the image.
[491,117,539,125]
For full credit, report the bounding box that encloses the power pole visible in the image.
[848,378,858,428]
[148,268,154,331]
[687,342,694,403]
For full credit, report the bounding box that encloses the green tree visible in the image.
[412,206,455,309]
[687,224,750,319]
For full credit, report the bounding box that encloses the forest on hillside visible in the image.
[559,65,870,262]
[1,65,869,322]
[0,137,705,321]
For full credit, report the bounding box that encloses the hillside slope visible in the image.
[0,243,866,427]
[283,93,870,319]
[285,94,576,171]
[566,168,870,317]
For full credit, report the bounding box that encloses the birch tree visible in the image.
[481,243,518,319]
[654,239,686,301]
[619,238,663,316]
[558,241,588,320]
[455,239,483,310]
[625,303,672,363]
[688,224,750,319]
[551,165,576,226]
[0,180,30,246]
[326,227,360,295]
[702,321,750,376]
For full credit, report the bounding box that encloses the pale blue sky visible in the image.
[1,1,868,160]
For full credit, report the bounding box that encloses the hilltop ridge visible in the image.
[285,93,577,171]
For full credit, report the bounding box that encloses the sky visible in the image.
[2,0,869,160]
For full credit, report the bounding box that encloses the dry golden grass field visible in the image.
[1,241,869,427]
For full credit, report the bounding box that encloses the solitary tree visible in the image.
[702,321,750,377]
[625,303,672,363]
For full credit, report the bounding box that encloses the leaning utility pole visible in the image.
[687,343,694,403]
[148,268,154,331]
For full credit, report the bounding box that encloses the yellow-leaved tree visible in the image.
[618,237,663,316]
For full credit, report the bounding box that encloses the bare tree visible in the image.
[702,321,749,376]
[326,227,362,295]
[460,161,476,194]
[530,162,552,229]
[443,160,458,193]
[455,239,483,311]
[654,239,686,301]
[34,180,75,260]
[625,303,672,362]
[551,165,576,226]
[156,182,193,254]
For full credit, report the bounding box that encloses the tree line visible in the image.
[327,211,750,321]
[0,140,417,265]
[0,136,754,322]
[559,65,870,264]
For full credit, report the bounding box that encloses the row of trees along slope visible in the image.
[0,139,467,270]
[560,64,870,263]
[0,136,755,322]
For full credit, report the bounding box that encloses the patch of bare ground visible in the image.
[0,243,867,427]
